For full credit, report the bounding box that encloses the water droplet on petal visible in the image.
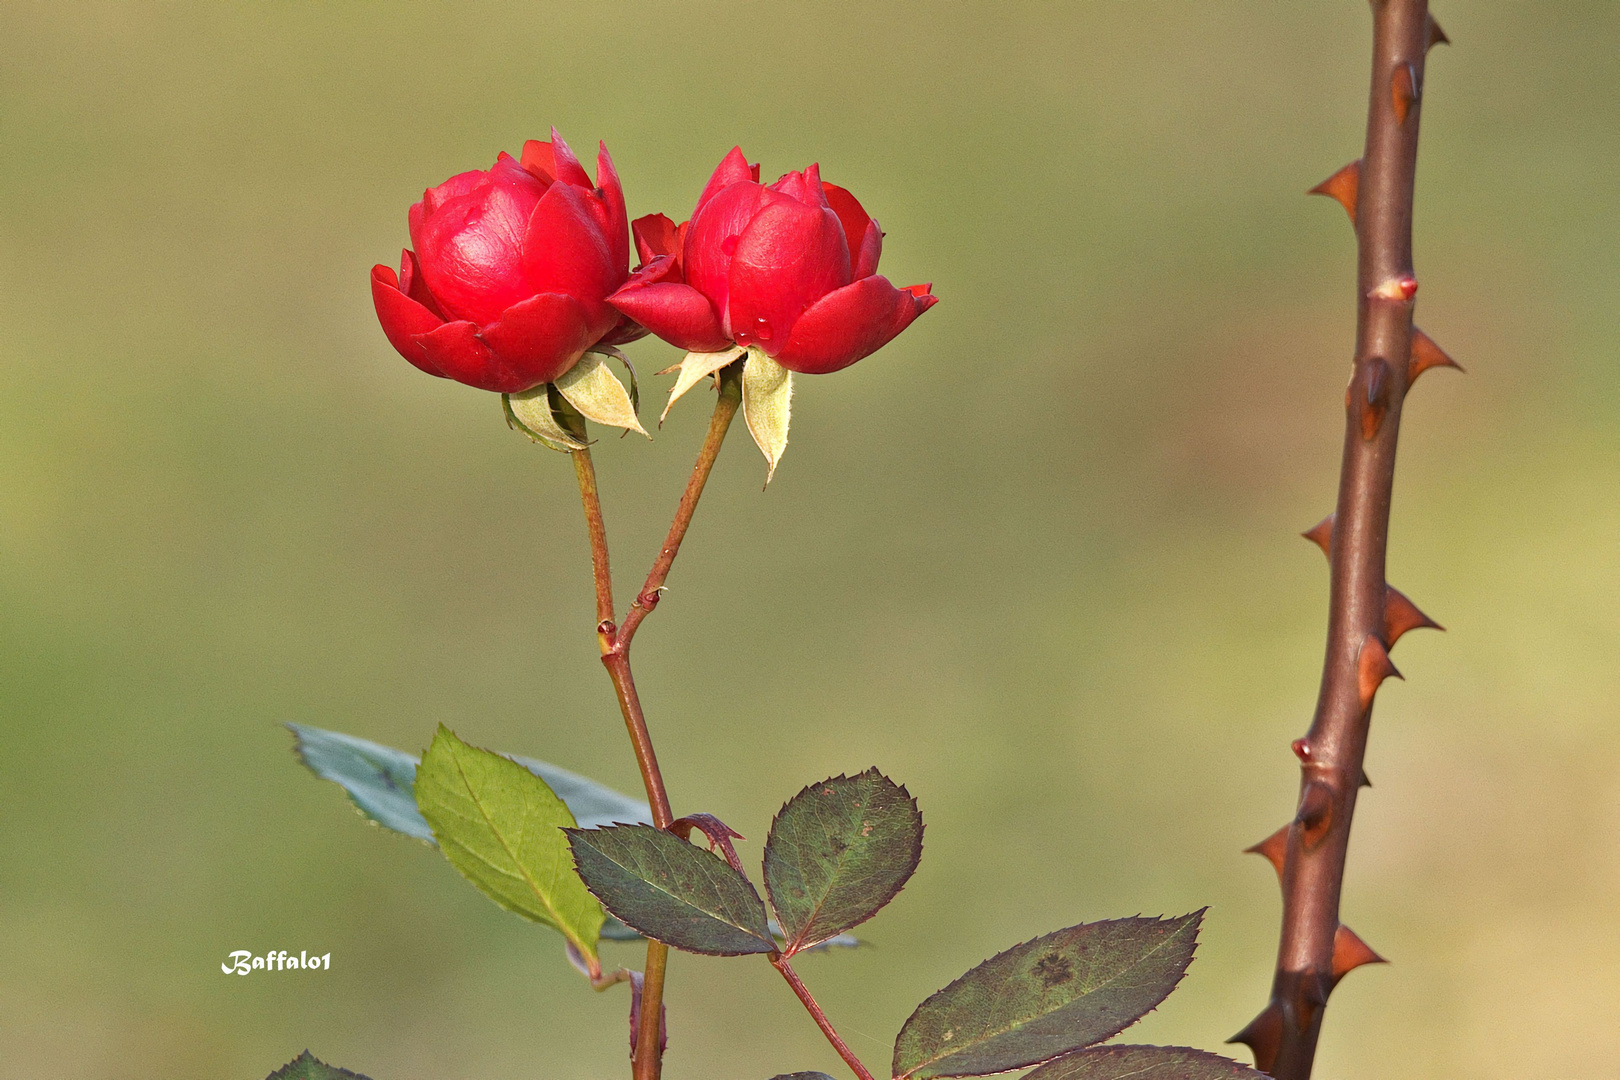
[752,316,773,342]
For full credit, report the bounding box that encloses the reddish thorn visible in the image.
[1307,159,1361,224]
[1228,1001,1284,1073]
[1391,61,1420,123]
[671,813,747,874]
[1357,635,1402,709]
[1302,514,1335,559]
[1369,275,1419,302]
[1426,15,1450,52]
[1244,825,1291,881]
[1409,327,1464,382]
[1331,923,1388,983]
[1291,738,1312,762]
[1296,780,1334,846]
[1360,357,1391,441]
[1360,769,1373,789]
[1385,584,1443,647]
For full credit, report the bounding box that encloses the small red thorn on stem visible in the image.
[1357,636,1402,709]
[1385,585,1443,647]
[1331,924,1388,983]
[1291,738,1312,762]
[1245,825,1291,880]
[1229,1001,1285,1073]
[1308,159,1361,224]
[1369,275,1419,302]
[1296,781,1334,846]
[1409,327,1463,382]
[1302,514,1335,559]
[1391,62,1419,123]
[1426,15,1450,52]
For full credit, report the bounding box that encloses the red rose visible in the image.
[371,130,639,394]
[607,147,936,375]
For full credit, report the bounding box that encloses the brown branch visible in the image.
[569,372,744,1080]
[1233,4,1447,1078]
[770,954,879,1080]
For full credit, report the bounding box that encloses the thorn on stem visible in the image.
[1331,924,1387,983]
[1296,781,1334,847]
[1245,825,1291,880]
[1369,276,1419,302]
[1410,327,1464,382]
[1359,357,1391,440]
[1385,584,1443,646]
[1228,1001,1284,1073]
[1391,61,1420,123]
[1357,635,1402,709]
[1426,15,1450,52]
[1302,514,1335,559]
[1291,738,1312,762]
[1360,769,1373,789]
[1308,159,1361,224]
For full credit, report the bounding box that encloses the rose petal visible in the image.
[633,213,683,265]
[520,140,556,184]
[593,141,630,275]
[413,319,499,388]
[521,180,619,334]
[822,183,876,273]
[682,179,766,328]
[548,127,594,190]
[607,280,730,353]
[398,248,447,319]
[770,275,936,375]
[479,292,594,389]
[726,193,850,351]
[694,146,756,216]
[410,164,547,326]
[372,264,449,377]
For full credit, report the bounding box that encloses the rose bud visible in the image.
[370,129,641,395]
[607,147,936,377]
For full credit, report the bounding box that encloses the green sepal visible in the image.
[660,346,746,424]
[741,346,792,483]
[554,351,649,437]
[505,385,589,452]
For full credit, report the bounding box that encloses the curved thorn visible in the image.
[1410,327,1464,382]
[1385,585,1443,647]
[1426,15,1450,52]
[1391,62,1419,124]
[1245,824,1291,881]
[1308,159,1361,224]
[1228,1001,1284,1074]
[1357,635,1402,710]
[1331,923,1388,983]
[1302,514,1335,559]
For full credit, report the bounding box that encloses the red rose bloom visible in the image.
[370,130,639,394]
[607,147,936,375]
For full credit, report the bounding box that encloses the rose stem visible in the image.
[570,366,743,1080]
[771,954,879,1080]
[1231,3,1447,1077]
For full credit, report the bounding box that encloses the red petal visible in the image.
[398,249,447,319]
[593,141,630,275]
[520,140,556,184]
[822,183,875,272]
[852,219,883,280]
[607,280,730,353]
[413,319,498,389]
[479,292,594,389]
[726,193,850,351]
[548,127,593,189]
[695,146,757,216]
[771,275,936,375]
[410,164,547,326]
[682,180,766,329]
[372,264,449,377]
[521,180,619,335]
[633,213,683,265]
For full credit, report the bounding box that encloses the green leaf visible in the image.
[505,386,589,452]
[741,346,792,483]
[288,724,433,842]
[600,915,862,951]
[764,769,923,954]
[566,824,776,956]
[287,724,651,841]
[415,726,605,963]
[661,346,745,424]
[554,351,649,437]
[891,912,1204,1079]
[768,1074,840,1080]
[265,1050,372,1080]
[1022,1046,1266,1080]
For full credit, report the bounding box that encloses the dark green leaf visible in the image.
[287,724,651,842]
[265,1050,372,1080]
[415,726,604,962]
[567,824,775,956]
[1023,1046,1266,1080]
[768,1074,840,1080]
[764,769,923,954]
[891,912,1204,1079]
[599,916,861,951]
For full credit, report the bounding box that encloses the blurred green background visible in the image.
[2,2,1616,1077]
